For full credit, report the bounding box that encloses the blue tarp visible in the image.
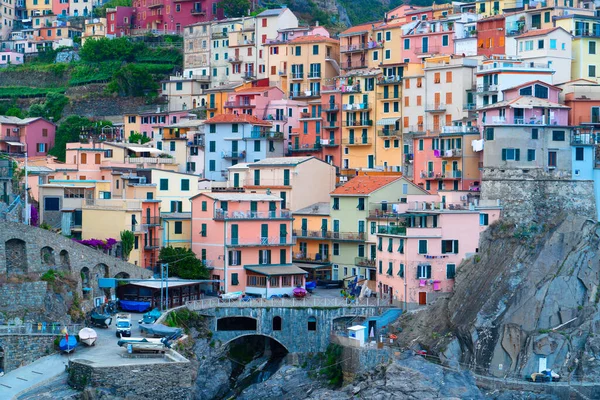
[120,300,151,312]
[59,336,78,352]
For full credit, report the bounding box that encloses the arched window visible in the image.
[272,316,282,331]
[308,316,317,331]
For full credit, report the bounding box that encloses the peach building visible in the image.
[191,192,306,297]
[375,191,501,308]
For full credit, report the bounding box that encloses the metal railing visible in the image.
[331,231,366,241]
[144,238,160,249]
[143,216,161,226]
[292,253,330,263]
[289,144,322,152]
[214,209,292,220]
[342,120,373,127]
[290,72,304,79]
[377,225,406,235]
[211,31,228,39]
[441,126,478,134]
[425,103,446,112]
[126,157,176,164]
[0,322,82,335]
[221,151,246,159]
[187,296,389,310]
[355,256,376,267]
[293,229,332,239]
[439,149,463,158]
[377,129,401,137]
[227,236,295,246]
[342,102,370,111]
[377,76,402,85]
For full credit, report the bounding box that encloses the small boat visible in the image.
[118,337,167,352]
[220,291,243,301]
[138,308,162,324]
[90,310,112,328]
[293,287,307,298]
[139,323,183,339]
[59,336,78,353]
[78,327,97,346]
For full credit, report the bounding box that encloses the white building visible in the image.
[254,8,299,80]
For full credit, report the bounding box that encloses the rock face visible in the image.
[192,339,233,400]
[398,214,600,381]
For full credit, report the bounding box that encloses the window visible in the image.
[44,197,60,211]
[574,146,584,161]
[531,128,539,140]
[209,160,216,171]
[418,139,424,151]
[176,82,182,91]
[441,240,459,254]
[231,273,239,286]
[209,141,216,152]
[446,71,452,83]
[385,31,391,41]
[333,243,339,256]
[229,250,241,266]
[501,148,520,161]
[201,201,207,211]
[418,239,427,254]
[446,264,456,279]
[398,239,404,253]
[378,260,382,274]
[404,38,410,49]
[312,44,319,55]
[307,316,316,331]
[527,149,536,161]
[357,198,365,210]
[590,41,597,55]
[295,46,301,56]
[548,151,557,168]
[200,223,207,237]
[253,170,260,185]
[398,263,405,278]
[388,238,393,253]
[434,72,440,83]
[485,128,494,141]
[385,49,391,59]
[332,197,339,210]
[387,262,393,276]
[552,131,565,141]
[534,84,549,99]
[480,213,489,226]
[589,65,597,78]
[174,221,182,234]
[417,264,432,279]
[442,35,449,46]
[538,39,544,49]
[181,179,190,191]
[550,39,557,49]
[160,179,168,190]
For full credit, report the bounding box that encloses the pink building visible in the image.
[0,51,24,66]
[401,18,456,63]
[0,116,56,156]
[129,0,225,34]
[191,191,306,297]
[263,99,306,140]
[52,0,69,17]
[224,86,284,118]
[106,7,134,37]
[375,191,501,307]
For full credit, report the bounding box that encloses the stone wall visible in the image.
[0,282,48,314]
[0,334,57,372]
[481,168,596,222]
[203,306,380,353]
[68,354,192,399]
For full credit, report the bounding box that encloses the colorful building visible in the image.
[292,202,332,280]
[105,6,133,38]
[0,116,55,156]
[129,0,223,35]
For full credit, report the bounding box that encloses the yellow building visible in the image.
[81,18,107,46]
[555,14,600,83]
[150,169,200,213]
[162,213,192,249]
[292,202,332,281]
[27,0,53,17]
[475,0,504,17]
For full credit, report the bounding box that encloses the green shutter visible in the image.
[398,264,404,278]
[515,149,520,161]
[201,201,207,211]
[387,263,393,276]
[254,170,260,185]
[160,179,168,190]
[378,237,382,251]
[426,265,432,279]
[250,201,257,213]
[388,238,393,252]
[378,261,382,274]
[398,239,404,253]
[261,224,268,238]
[419,240,427,254]
[201,223,207,237]
[454,240,459,254]
[283,169,290,185]
[231,224,238,242]
[441,240,447,254]
[231,273,239,285]
[501,149,507,161]
[447,264,456,279]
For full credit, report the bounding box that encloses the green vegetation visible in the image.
[218,0,252,17]
[323,344,344,387]
[106,63,157,96]
[128,132,152,144]
[48,116,113,161]
[28,93,70,121]
[159,246,210,280]
[0,86,66,99]
[120,230,135,261]
[93,0,132,17]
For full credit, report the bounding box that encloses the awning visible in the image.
[376,118,400,126]
[295,264,330,270]
[6,141,24,146]
[245,265,309,276]
[127,146,162,154]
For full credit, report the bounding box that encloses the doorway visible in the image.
[418,292,427,305]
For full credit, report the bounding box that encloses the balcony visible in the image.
[342,138,371,146]
[289,144,322,152]
[354,257,376,268]
[246,130,284,140]
[222,151,246,159]
[278,70,287,76]
[342,102,371,112]
[486,116,557,125]
[342,62,367,70]
[307,72,321,79]
[324,121,340,129]
[420,170,462,179]
[414,46,440,55]
[206,102,217,110]
[224,101,254,108]
[573,29,600,38]
[192,75,211,82]
[441,126,479,135]
[476,84,498,93]
[126,157,176,164]
[0,135,21,142]
[439,149,462,158]
[340,41,381,53]
[377,129,401,137]
[477,62,551,72]
[299,112,321,120]
[214,210,292,220]
[293,229,332,239]
[339,84,361,93]
[211,31,228,39]
[321,139,338,147]
[144,238,160,250]
[290,72,304,80]
[377,75,402,85]
[142,217,161,226]
[293,253,331,264]
[227,236,296,247]
[228,56,242,63]
[131,224,148,233]
[376,92,400,100]
[342,120,373,127]
[571,132,600,146]
[463,103,476,111]
[324,104,339,112]
[377,225,407,235]
[332,232,365,241]
[425,103,446,112]
[148,0,163,8]
[289,90,320,99]
[190,7,205,15]
[408,124,426,134]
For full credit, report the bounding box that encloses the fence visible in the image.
[186,296,390,310]
[0,322,82,335]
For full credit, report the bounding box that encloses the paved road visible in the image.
[1,311,169,399]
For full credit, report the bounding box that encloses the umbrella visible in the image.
[369,326,375,338]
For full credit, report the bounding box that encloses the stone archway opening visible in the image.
[272,316,282,331]
[217,316,257,331]
[5,238,27,275]
[92,263,110,299]
[0,346,4,373]
[308,316,317,331]
[41,246,55,266]
[59,250,70,270]
[81,267,91,299]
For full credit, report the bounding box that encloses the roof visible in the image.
[515,27,568,39]
[288,35,339,45]
[126,279,200,289]
[340,22,379,36]
[257,8,288,17]
[331,176,402,196]
[126,146,163,154]
[0,116,52,126]
[477,95,570,111]
[27,166,54,174]
[502,80,563,93]
[164,119,204,129]
[227,163,249,170]
[293,202,330,216]
[192,192,283,202]
[248,156,313,167]
[245,264,308,276]
[205,114,273,127]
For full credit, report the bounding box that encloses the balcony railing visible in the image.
[131,224,148,233]
[289,144,322,152]
[211,31,228,39]
[221,151,246,159]
[343,138,371,146]
[224,101,254,108]
[126,157,176,164]
[477,62,550,72]
[246,130,284,140]
[324,104,339,112]
[425,103,446,112]
[573,29,600,38]
[289,90,320,99]
[342,102,370,111]
[476,84,498,93]
[214,210,292,220]
[191,7,205,15]
[420,170,462,179]
[377,75,402,85]
[192,75,211,82]
[321,139,338,147]
[340,41,381,52]
[293,229,332,239]
[376,92,400,100]
[463,103,476,111]
[324,121,340,129]
[228,56,241,63]
[439,149,463,158]
[342,120,373,127]
[290,72,304,80]
[0,135,21,142]
[377,129,401,137]
[332,232,365,241]
[342,62,367,70]
[293,253,330,264]
[142,217,161,226]
[487,116,556,125]
[227,236,296,247]
[571,132,600,145]
[144,238,160,249]
[339,84,361,93]
[414,46,440,55]
[307,72,321,79]
[354,257,376,268]
[206,102,217,110]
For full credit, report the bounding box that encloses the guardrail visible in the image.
[186,296,389,310]
[0,322,82,335]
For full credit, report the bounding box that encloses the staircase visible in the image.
[361,308,403,336]
[325,57,340,75]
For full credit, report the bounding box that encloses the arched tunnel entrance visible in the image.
[223,335,289,398]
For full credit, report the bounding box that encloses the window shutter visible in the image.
[228,251,233,265]
[515,149,520,161]
[417,265,421,279]
[426,265,432,279]
[501,149,507,161]
[387,263,393,276]
[398,239,404,253]
[454,240,459,254]
[398,264,404,278]
[441,241,447,254]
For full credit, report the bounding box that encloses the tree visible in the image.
[120,230,135,261]
[106,63,157,97]
[93,0,132,17]
[217,0,251,17]
[158,246,209,279]
[128,132,152,144]
[28,93,69,122]
[48,116,112,161]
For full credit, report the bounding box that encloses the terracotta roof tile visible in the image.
[340,22,381,36]
[204,114,273,126]
[288,35,339,45]
[515,27,562,39]
[331,176,401,195]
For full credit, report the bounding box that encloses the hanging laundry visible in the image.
[419,280,427,287]
[471,139,484,152]
[433,149,441,157]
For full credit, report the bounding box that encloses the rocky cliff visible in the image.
[397,213,600,382]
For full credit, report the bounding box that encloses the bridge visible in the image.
[186,297,402,353]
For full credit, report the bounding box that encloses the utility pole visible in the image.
[160,263,164,311]
[165,263,169,310]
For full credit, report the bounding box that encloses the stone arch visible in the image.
[40,246,55,266]
[216,316,257,331]
[114,272,130,279]
[222,334,290,354]
[59,250,70,270]
[5,238,27,275]
[92,263,110,298]
[272,316,282,331]
[308,316,317,331]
